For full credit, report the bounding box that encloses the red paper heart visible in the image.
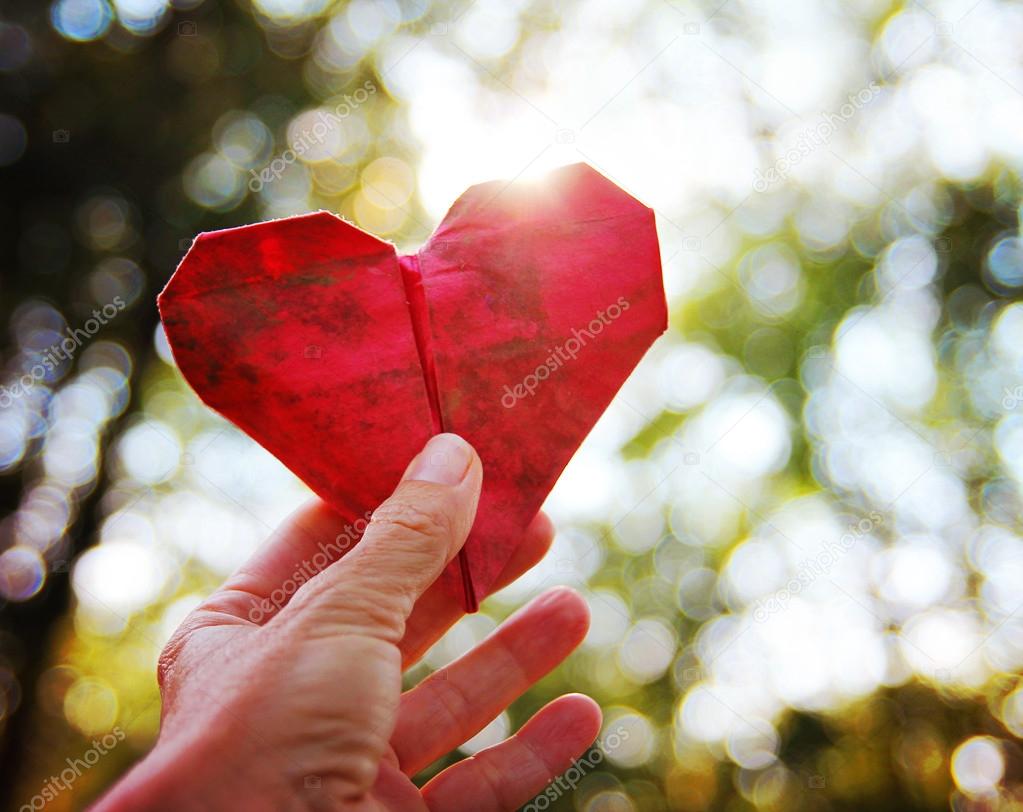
[159,163,666,611]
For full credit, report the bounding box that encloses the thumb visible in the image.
[280,433,482,641]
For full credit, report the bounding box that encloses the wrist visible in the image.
[90,728,288,812]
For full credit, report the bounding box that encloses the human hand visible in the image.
[93,433,600,811]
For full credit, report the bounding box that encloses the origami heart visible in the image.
[159,163,666,611]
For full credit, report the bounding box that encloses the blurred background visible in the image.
[2,0,1023,809]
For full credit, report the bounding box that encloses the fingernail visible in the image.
[405,433,473,485]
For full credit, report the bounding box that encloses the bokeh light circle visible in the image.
[0,545,47,601]
[0,114,27,167]
[50,0,113,42]
[951,736,1004,797]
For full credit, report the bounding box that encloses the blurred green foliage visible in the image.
[4,1,1023,811]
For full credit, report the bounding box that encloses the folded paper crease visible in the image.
[399,253,478,611]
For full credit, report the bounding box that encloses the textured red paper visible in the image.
[159,163,666,611]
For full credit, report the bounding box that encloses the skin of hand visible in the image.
[92,433,602,812]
